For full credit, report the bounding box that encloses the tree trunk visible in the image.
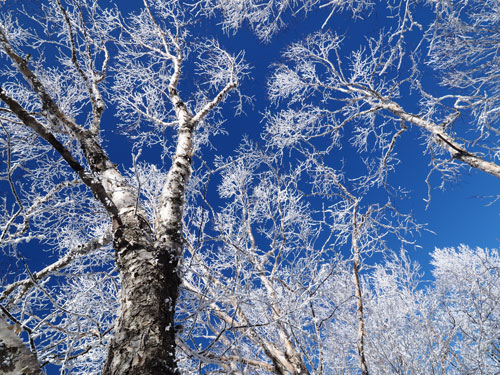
[102,218,180,375]
[352,203,369,375]
[0,315,41,375]
[102,118,194,374]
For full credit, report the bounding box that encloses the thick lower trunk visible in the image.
[102,220,180,375]
[103,110,194,374]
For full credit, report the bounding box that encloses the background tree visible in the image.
[181,0,500,373]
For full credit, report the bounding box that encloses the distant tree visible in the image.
[177,141,421,373]
[176,143,500,374]
[362,246,500,374]
[184,0,500,374]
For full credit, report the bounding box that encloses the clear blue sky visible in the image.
[185,5,500,275]
[3,2,500,374]
[17,0,500,292]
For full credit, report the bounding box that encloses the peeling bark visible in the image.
[1,8,237,372]
[2,79,182,374]
[103,97,195,375]
[0,315,41,375]
[102,218,179,375]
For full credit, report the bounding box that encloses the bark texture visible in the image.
[102,218,179,375]
[1,9,235,372]
[103,109,194,375]
[0,316,41,375]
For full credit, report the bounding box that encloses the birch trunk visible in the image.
[102,218,179,375]
[0,2,245,372]
[352,203,369,375]
[102,101,194,374]
[1,82,185,374]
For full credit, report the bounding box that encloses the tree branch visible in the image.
[0,230,113,304]
[376,98,500,179]
[0,87,121,224]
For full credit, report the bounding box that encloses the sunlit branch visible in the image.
[0,87,122,224]
[143,0,176,59]
[0,230,112,304]
[376,99,500,179]
[352,201,369,375]
[59,0,107,135]
[0,26,84,136]
[192,80,238,125]
[177,338,275,372]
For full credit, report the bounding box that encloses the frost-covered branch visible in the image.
[0,230,112,304]
[268,28,500,188]
[194,0,374,41]
[0,86,122,222]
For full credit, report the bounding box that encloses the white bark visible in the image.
[352,202,369,375]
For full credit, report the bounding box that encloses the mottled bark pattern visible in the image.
[102,218,179,375]
[103,115,194,374]
[1,9,237,372]
[0,316,41,375]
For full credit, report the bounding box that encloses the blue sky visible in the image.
[13,0,499,288]
[3,1,500,373]
[187,5,500,273]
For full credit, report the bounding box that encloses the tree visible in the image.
[1,0,500,374]
[176,141,422,373]
[176,143,500,374]
[179,0,500,373]
[0,1,247,373]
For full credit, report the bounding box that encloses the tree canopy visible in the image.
[1,1,499,374]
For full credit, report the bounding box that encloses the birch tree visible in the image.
[175,136,423,374]
[257,2,500,371]
[264,0,500,189]
[176,138,500,374]
[0,0,247,373]
[201,0,500,373]
[1,0,500,374]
